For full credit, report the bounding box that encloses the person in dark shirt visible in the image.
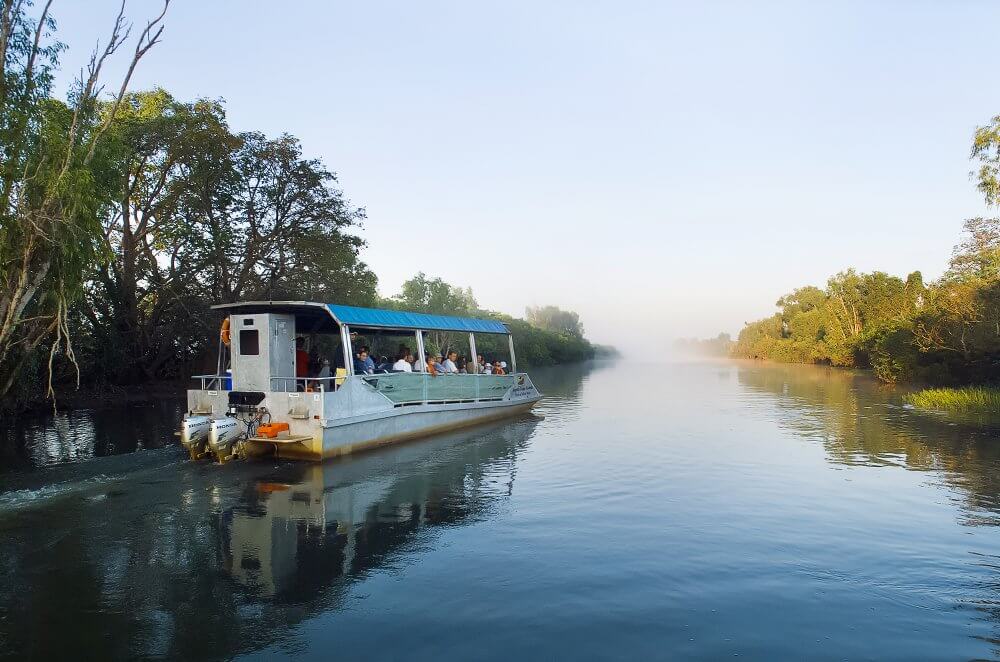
[354,347,375,375]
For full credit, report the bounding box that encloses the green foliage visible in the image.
[972,115,1000,206]
[74,91,377,384]
[861,322,918,383]
[525,305,584,338]
[0,5,598,403]
[904,387,1000,413]
[733,218,1000,385]
[384,274,599,368]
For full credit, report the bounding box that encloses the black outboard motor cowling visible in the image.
[228,391,265,413]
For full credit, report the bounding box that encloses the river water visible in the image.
[2,360,1000,660]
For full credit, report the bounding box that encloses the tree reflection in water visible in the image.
[736,362,1000,521]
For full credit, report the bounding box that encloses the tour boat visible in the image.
[179,301,542,462]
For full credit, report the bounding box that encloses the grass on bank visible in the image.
[904,386,1000,414]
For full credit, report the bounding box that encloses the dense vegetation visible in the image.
[381,273,597,367]
[0,4,599,408]
[731,115,1000,387]
[903,387,1000,413]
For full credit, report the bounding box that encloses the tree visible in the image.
[947,217,1000,282]
[390,273,478,352]
[394,272,477,315]
[79,101,377,383]
[85,89,233,382]
[0,0,169,399]
[186,131,373,305]
[972,115,1000,206]
[525,305,584,338]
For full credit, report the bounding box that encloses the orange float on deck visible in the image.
[257,422,290,438]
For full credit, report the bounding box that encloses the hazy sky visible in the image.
[49,1,1000,347]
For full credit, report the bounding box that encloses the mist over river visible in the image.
[3,360,1000,660]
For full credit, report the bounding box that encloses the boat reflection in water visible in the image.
[0,410,544,660]
[220,414,538,606]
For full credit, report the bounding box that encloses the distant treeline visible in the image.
[674,333,733,358]
[378,275,600,367]
[0,5,606,407]
[727,113,1000,385]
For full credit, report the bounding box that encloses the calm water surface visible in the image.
[3,360,1000,660]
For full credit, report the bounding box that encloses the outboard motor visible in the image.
[180,415,211,459]
[208,418,242,462]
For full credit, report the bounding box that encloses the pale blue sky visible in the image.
[49,1,1000,347]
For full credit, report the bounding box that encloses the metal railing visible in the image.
[190,375,342,393]
[269,377,342,392]
[192,374,230,390]
[191,372,520,402]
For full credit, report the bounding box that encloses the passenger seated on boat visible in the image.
[392,349,413,372]
[441,351,459,373]
[317,358,332,379]
[425,353,442,376]
[354,348,375,375]
[457,356,468,373]
[359,345,376,372]
[494,362,506,375]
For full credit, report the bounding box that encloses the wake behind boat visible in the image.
[179,301,542,462]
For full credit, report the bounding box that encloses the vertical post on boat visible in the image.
[216,329,224,387]
[416,330,428,403]
[508,334,517,375]
[469,332,479,401]
[341,324,354,376]
[468,333,478,374]
[415,330,426,372]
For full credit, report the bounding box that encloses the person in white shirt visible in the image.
[441,350,459,374]
[392,349,414,372]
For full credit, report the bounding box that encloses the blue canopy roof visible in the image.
[327,304,509,334]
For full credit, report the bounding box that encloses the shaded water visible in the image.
[2,360,1000,660]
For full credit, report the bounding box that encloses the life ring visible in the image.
[220,318,231,346]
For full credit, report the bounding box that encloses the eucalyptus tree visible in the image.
[0,0,169,399]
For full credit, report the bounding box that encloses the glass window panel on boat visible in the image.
[362,373,517,404]
[238,329,259,355]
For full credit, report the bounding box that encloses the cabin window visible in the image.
[242,318,254,326]
[239,329,260,355]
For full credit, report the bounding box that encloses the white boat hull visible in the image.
[185,373,541,461]
[315,397,539,458]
